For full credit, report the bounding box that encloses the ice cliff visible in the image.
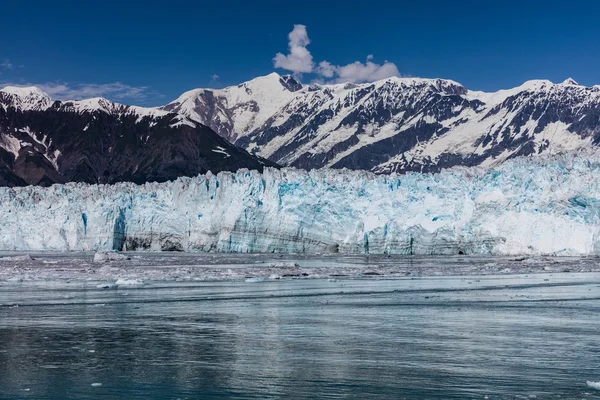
[1,153,600,255]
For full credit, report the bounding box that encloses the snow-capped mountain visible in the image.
[162,74,303,143]
[0,87,273,186]
[164,73,600,173]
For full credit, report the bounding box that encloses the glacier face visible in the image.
[1,153,600,255]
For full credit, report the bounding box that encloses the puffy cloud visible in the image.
[288,24,311,47]
[273,24,314,74]
[332,60,400,83]
[316,61,335,78]
[273,25,400,83]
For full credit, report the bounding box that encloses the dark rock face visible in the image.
[167,75,600,174]
[0,96,275,187]
[279,75,303,92]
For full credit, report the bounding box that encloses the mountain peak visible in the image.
[0,86,53,111]
[1,85,51,99]
[561,78,579,86]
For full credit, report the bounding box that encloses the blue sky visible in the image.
[2,0,599,106]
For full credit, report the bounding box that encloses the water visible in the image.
[1,271,600,399]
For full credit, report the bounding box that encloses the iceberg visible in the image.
[1,152,600,255]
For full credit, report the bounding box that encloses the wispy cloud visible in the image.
[210,74,220,82]
[40,82,152,101]
[273,25,400,83]
[1,81,155,102]
[1,59,14,70]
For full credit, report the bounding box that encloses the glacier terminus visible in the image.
[1,152,599,256]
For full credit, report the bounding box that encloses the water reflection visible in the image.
[1,276,600,399]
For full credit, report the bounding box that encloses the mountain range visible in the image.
[2,73,599,186]
[0,86,271,186]
[165,73,600,173]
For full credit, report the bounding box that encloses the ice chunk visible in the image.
[115,278,144,286]
[245,277,265,283]
[587,381,600,390]
[0,255,32,261]
[91,383,102,387]
[268,262,299,268]
[93,252,130,263]
[95,283,118,289]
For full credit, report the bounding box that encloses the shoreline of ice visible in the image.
[1,252,600,284]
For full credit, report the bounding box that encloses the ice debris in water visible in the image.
[115,278,144,286]
[0,255,32,261]
[268,262,299,268]
[245,277,265,283]
[4,152,600,255]
[95,283,118,289]
[93,252,130,263]
[91,383,102,387]
[587,381,600,390]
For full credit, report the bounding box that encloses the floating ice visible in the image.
[95,283,118,289]
[115,278,144,286]
[93,252,130,263]
[269,262,299,268]
[0,255,32,261]
[245,277,265,283]
[2,152,600,255]
[587,381,600,390]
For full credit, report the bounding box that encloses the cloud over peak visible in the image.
[273,25,400,83]
[273,24,314,74]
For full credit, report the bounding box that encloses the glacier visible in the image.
[1,152,600,255]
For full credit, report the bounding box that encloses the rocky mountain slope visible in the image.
[165,73,600,173]
[0,86,273,186]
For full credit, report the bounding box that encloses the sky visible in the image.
[2,0,599,106]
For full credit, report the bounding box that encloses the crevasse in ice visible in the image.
[1,152,600,255]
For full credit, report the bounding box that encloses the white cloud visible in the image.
[273,25,400,83]
[211,74,220,81]
[1,81,154,102]
[42,82,151,101]
[273,24,314,74]
[316,61,335,78]
[332,60,400,83]
[1,60,13,70]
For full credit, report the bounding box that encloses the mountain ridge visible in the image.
[3,72,599,180]
[163,73,600,173]
[0,87,274,186]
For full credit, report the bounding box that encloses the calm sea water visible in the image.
[1,273,600,399]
